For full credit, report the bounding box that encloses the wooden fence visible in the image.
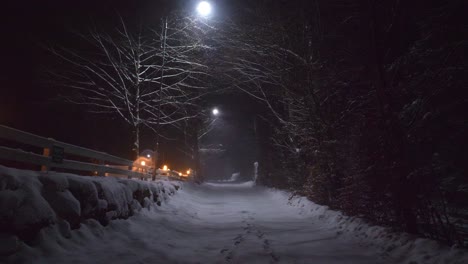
[0,125,150,179]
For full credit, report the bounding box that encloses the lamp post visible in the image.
[154,1,213,179]
[190,2,213,183]
[158,2,212,130]
[193,106,218,182]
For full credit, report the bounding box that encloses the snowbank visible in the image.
[0,165,179,256]
[275,190,468,264]
[1,175,466,263]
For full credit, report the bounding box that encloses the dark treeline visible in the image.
[214,0,467,246]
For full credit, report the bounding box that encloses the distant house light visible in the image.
[141,161,146,166]
[163,165,168,171]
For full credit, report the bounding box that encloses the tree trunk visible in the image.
[133,124,140,159]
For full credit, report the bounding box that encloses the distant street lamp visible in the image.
[196,1,212,17]
[212,108,219,116]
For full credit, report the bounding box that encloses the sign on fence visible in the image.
[51,145,64,164]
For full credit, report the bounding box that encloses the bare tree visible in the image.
[50,16,211,157]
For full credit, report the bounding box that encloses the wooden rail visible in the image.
[0,125,149,179]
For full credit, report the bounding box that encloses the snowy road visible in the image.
[15,181,467,264]
[155,182,386,264]
[17,181,397,264]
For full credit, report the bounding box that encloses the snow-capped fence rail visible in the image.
[0,125,149,179]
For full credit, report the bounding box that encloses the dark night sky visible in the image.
[1,0,260,176]
[1,0,155,156]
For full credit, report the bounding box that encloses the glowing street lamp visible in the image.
[163,165,168,171]
[156,1,213,160]
[141,161,146,166]
[212,108,219,116]
[196,1,212,17]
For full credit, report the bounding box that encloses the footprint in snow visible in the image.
[231,234,244,246]
[256,230,265,239]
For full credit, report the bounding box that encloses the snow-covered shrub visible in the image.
[0,167,56,242]
[0,165,180,252]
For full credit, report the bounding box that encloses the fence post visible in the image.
[128,165,133,179]
[41,147,51,172]
[97,160,105,176]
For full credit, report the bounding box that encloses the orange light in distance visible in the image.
[163,165,168,171]
[141,161,146,166]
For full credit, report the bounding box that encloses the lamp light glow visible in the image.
[197,1,212,17]
[141,161,146,166]
[212,108,219,116]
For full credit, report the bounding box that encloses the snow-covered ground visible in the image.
[3,180,468,263]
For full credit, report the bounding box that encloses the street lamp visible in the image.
[196,1,212,17]
[153,2,213,181]
[156,0,213,151]
[212,108,219,116]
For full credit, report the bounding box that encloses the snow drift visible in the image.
[0,165,179,256]
[280,190,468,264]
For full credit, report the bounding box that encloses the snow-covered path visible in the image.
[158,182,386,264]
[15,181,467,264]
[16,181,393,264]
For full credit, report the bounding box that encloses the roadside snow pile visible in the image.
[0,165,179,256]
[279,191,468,264]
